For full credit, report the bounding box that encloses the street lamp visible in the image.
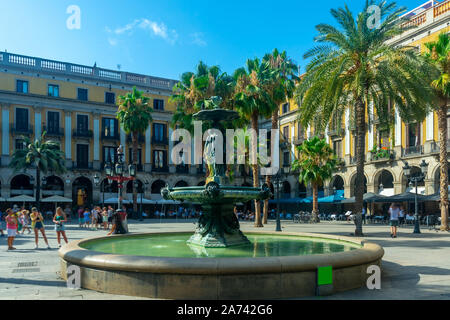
[103,145,136,228]
[403,160,428,234]
[270,165,291,232]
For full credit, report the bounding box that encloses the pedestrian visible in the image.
[399,205,405,227]
[20,210,31,234]
[91,206,98,230]
[362,205,367,225]
[30,207,51,249]
[53,207,68,248]
[107,209,127,235]
[388,203,400,238]
[77,207,84,228]
[83,207,91,229]
[0,209,5,237]
[107,206,114,230]
[101,207,108,230]
[5,209,18,250]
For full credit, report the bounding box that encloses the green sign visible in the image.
[317,266,333,286]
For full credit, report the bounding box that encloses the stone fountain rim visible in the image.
[59,231,384,275]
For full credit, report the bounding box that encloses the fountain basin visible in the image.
[59,231,384,299]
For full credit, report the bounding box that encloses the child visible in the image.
[5,209,18,250]
[20,210,31,234]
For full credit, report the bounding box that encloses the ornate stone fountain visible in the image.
[161,97,271,248]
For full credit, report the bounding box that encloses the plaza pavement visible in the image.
[0,218,449,300]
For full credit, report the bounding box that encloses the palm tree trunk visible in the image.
[132,132,138,215]
[251,112,263,228]
[36,167,41,211]
[311,182,319,223]
[438,101,449,231]
[354,97,366,236]
[263,109,279,224]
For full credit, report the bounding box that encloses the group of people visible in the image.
[0,206,69,251]
[77,206,115,230]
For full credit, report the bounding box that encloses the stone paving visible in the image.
[0,218,449,300]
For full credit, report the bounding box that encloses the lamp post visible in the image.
[271,166,291,232]
[104,145,136,213]
[403,160,428,234]
[93,173,101,205]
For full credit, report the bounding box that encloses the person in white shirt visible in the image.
[388,203,400,238]
[399,206,405,226]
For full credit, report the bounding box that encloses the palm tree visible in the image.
[9,133,66,210]
[170,61,238,178]
[117,86,153,214]
[423,32,450,231]
[261,49,299,224]
[234,58,276,227]
[295,1,435,236]
[292,137,337,223]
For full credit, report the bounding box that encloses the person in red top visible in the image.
[5,208,18,250]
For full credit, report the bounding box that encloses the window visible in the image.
[15,139,25,150]
[76,144,89,168]
[153,123,166,142]
[77,88,88,101]
[47,111,60,134]
[333,140,343,158]
[154,99,164,111]
[15,108,29,131]
[129,148,142,165]
[16,80,28,93]
[153,150,166,168]
[282,103,289,114]
[102,118,118,137]
[283,152,290,167]
[103,146,116,163]
[407,123,421,147]
[105,92,115,104]
[48,84,59,97]
[378,130,390,149]
[282,126,289,141]
[77,114,89,132]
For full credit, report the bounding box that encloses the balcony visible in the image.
[293,136,305,146]
[73,129,93,139]
[327,128,345,137]
[370,149,394,163]
[127,134,145,144]
[152,136,168,145]
[402,145,423,157]
[101,132,120,141]
[176,164,189,174]
[10,123,33,136]
[72,161,93,170]
[43,126,64,137]
[431,140,450,153]
[152,166,169,173]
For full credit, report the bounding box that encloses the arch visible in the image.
[401,166,425,190]
[282,181,291,199]
[126,180,143,194]
[101,179,119,193]
[297,181,307,198]
[151,180,166,194]
[374,169,394,193]
[433,165,450,193]
[72,177,93,207]
[349,173,368,197]
[10,174,34,196]
[175,180,189,188]
[330,175,345,190]
[42,175,64,197]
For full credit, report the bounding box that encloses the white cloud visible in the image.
[108,38,118,46]
[106,18,178,45]
[190,32,207,47]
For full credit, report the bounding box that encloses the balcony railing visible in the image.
[10,123,33,135]
[151,136,168,145]
[431,140,450,153]
[101,132,120,141]
[0,51,178,91]
[73,129,93,138]
[43,126,64,137]
[176,164,189,174]
[72,161,93,170]
[327,128,345,137]
[127,134,145,144]
[152,166,169,173]
[402,145,423,157]
[293,136,305,146]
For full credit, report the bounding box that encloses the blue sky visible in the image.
[0,0,426,80]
